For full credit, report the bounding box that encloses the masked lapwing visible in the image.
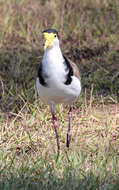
[36,29,81,152]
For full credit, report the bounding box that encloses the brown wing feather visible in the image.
[65,57,81,80]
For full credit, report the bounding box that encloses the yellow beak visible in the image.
[43,32,55,49]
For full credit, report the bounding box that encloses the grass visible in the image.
[0,97,119,189]
[0,0,119,189]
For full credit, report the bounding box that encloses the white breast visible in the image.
[42,46,67,85]
[36,44,81,105]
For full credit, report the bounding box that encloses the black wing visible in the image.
[38,64,48,87]
[63,56,73,85]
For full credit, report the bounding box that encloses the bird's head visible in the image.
[43,29,59,49]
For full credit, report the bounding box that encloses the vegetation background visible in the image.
[0,0,119,189]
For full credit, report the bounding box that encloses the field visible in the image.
[0,0,119,189]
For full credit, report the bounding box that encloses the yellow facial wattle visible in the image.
[43,32,55,49]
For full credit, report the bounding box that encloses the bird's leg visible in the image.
[52,114,60,162]
[66,106,72,148]
[50,104,60,152]
[52,114,60,152]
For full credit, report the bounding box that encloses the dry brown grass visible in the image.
[0,0,119,50]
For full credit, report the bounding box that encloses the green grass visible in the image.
[0,0,119,189]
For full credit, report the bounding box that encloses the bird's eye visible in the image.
[54,34,57,38]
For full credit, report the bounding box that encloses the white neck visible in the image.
[43,44,64,66]
[42,44,66,82]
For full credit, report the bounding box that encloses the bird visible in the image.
[36,29,81,153]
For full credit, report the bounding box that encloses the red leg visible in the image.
[52,114,60,153]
